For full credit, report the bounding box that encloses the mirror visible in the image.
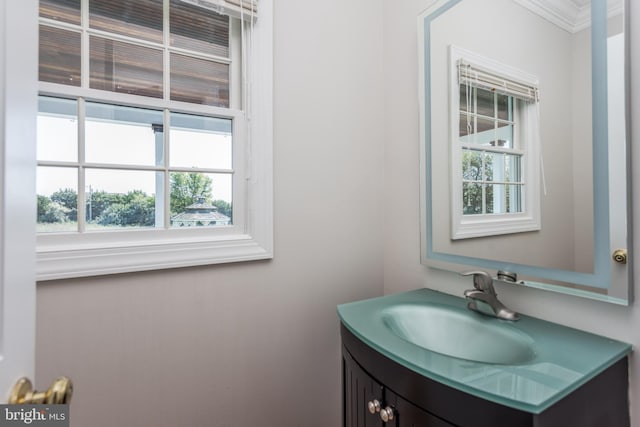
[418,0,632,304]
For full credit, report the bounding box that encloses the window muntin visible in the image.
[37,1,238,234]
[449,46,540,240]
[37,96,235,232]
[39,0,232,103]
[36,0,271,280]
[459,86,524,216]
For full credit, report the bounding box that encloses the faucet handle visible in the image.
[460,271,496,295]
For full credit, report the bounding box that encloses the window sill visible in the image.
[37,231,272,281]
[452,213,541,240]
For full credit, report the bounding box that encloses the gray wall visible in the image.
[36,0,640,426]
[35,1,385,426]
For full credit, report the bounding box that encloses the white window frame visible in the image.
[36,0,273,281]
[449,46,541,240]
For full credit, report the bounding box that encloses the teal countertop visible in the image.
[337,288,632,414]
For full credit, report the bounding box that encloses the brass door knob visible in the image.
[9,377,73,405]
[612,249,627,265]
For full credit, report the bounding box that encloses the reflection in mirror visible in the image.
[418,0,632,304]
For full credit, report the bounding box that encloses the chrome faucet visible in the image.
[461,271,519,321]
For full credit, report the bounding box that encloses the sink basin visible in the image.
[381,304,536,364]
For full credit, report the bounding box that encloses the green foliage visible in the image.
[170,172,213,215]
[96,191,155,227]
[87,190,112,221]
[462,150,493,215]
[37,195,71,223]
[212,200,232,218]
[38,172,229,228]
[50,188,78,221]
[39,189,155,227]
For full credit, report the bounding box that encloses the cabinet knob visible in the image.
[367,399,381,414]
[380,406,395,422]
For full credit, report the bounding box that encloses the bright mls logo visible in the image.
[0,405,68,426]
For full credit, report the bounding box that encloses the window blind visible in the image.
[458,59,539,103]
[178,0,257,20]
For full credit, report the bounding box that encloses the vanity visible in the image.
[338,289,632,426]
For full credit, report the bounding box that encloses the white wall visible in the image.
[384,0,639,424]
[35,1,385,426]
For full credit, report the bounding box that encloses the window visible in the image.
[449,46,540,240]
[36,0,273,280]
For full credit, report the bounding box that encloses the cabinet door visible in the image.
[343,350,384,427]
[385,388,454,427]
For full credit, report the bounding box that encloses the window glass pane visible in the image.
[170,113,232,169]
[459,113,473,138]
[462,150,483,181]
[476,88,494,118]
[89,0,163,43]
[90,36,163,98]
[493,122,513,148]
[505,154,522,183]
[85,169,158,230]
[508,184,523,213]
[170,53,230,107]
[39,25,81,86]
[485,184,498,214]
[85,102,164,166]
[170,172,232,227]
[37,166,78,232]
[170,0,230,57]
[459,85,470,113]
[471,116,495,145]
[486,184,524,214]
[38,97,78,162]
[462,182,482,215]
[476,116,494,134]
[484,152,502,182]
[40,0,81,24]
[497,94,511,121]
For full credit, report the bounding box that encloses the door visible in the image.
[343,349,384,427]
[0,0,38,400]
[384,388,454,427]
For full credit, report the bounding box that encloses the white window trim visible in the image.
[36,0,273,281]
[449,45,541,240]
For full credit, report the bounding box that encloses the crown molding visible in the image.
[514,0,623,34]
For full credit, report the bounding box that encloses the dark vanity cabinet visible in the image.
[344,346,450,427]
[341,324,630,427]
